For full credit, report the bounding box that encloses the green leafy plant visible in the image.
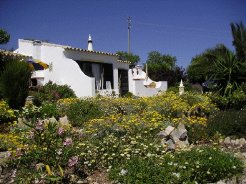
[62,99,103,127]
[207,109,246,138]
[40,102,58,119]
[0,60,32,109]
[109,147,243,184]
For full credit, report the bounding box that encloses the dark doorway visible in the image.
[118,69,129,95]
[75,61,114,90]
[102,63,114,89]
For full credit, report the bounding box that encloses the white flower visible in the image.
[172,172,180,178]
[147,153,152,157]
[168,162,173,165]
[119,169,128,176]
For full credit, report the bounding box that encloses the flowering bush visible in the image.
[7,119,81,183]
[2,91,244,183]
[109,147,243,183]
[0,100,16,124]
[19,102,42,120]
[30,81,76,103]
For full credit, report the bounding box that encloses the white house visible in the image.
[15,36,130,97]
[14,35,167,97]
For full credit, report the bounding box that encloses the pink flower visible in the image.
[68,156,79,167]
[57,127,64,135]
[63,138,72,146]
[35,120,44,131]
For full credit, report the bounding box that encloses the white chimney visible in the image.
[87,34,93,51]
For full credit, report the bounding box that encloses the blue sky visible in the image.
[0,0,246,68]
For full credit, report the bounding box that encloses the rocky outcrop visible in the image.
[158,123,189,150]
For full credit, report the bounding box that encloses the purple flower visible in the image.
[57,127,64,135]
[35,120,44,130]
[68,156,79,167]
[16,148,23,157]
[6,151,12,157]
[63,137,72,146]
[29,130,35,139]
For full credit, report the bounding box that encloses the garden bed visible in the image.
[0,92,245,183]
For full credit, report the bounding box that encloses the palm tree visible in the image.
[230,22,246,62]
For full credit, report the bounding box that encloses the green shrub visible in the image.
[187,124,209,143]
[167,86,179,93]
[64,99,103,127]
[122,91,134,98]
[208,93,229,110]
[19,102,42,120]
[109,147,243,184]
[40,102,58,118]
[208,83,246,110]
[0,60,32,109]
[207,109,246,138]
[31,81,76,103]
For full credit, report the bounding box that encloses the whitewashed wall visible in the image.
[15,39,129,97]
[16,40,95,97]
[128,69,168,97]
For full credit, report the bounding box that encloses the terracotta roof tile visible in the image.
[64,46,118,56]
[0,49,31,58]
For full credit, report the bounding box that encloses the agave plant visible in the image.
[212,49,246,96]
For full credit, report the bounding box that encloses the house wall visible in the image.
[64,50,129,92]
[15,39,130,97]
[16,39,95,97]
[131,80,167,97]
[128,68,168,97]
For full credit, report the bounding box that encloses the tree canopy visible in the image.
[187,44,229,84]
[187,22,246,97]
[0,29,10,44]
[145,51,185,86]
[116,51,140,66]
[230,21,246,62]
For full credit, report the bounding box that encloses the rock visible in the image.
[216,181,226,184]
[164,126,175,136]
[0,152,9,164]
[234,139,240,146]
[224,137,231,144]
[76,180,86,184]
[239,138,246,146]
[166,139,175,150]
[170,124,188,143]
[49,117,57,123]
[0,166,2,175]
[242,152,246,159]
[170,129,180,143]
[158,131,167,138]
[219,138,224,144]
[160,124,189,151]
[231,139,236,145]
[177,123,186,133]
[176,140,189,149]
[59,116,69,124]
